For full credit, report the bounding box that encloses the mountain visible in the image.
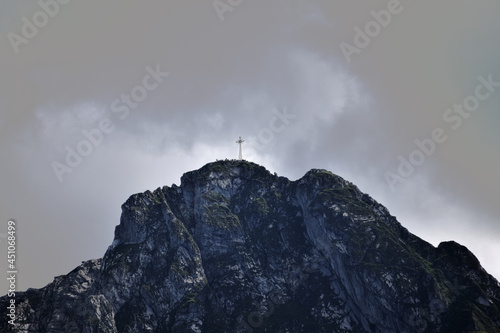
[2,160,500,332]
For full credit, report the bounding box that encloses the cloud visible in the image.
[1,0,500,295]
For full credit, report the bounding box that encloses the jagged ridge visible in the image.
[2,160,500,332]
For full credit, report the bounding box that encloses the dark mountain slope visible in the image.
[2,160,499,332]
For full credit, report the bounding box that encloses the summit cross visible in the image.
[236,136,244,160]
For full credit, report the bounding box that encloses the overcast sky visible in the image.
[1,0,500,295]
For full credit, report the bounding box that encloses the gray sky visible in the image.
[1,0,499,295]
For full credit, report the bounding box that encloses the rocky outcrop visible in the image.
[2,160,500,332]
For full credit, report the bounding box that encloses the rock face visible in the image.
[2,160,500,332]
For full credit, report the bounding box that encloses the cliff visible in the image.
[2,160,499,332]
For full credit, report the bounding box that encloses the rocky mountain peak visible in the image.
[2,161,500,332]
